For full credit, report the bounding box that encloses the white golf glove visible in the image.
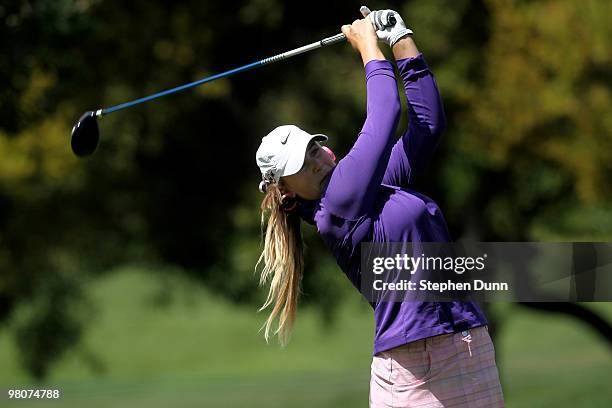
[360,6,413,47]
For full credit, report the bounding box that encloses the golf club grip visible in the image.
[322,15,396,46]
[321,33,346,46]
[260,32,346,65]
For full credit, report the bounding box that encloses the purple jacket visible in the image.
[299,55,487,355]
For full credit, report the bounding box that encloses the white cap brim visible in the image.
[280,133,327,178]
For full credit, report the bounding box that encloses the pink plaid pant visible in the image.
[369,326,504,407]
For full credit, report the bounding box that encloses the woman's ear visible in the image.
[278,179,290,195]
[280,191,299,213]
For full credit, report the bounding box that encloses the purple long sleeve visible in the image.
[323,60,401,220]
[308,55,488,356]
[382,53,446,187]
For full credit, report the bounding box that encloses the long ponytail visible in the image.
[256,183,304,346]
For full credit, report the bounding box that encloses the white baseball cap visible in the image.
[256,125,328,183]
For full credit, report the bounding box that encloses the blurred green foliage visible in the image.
[1,268,611,407]
[0,0,611,379]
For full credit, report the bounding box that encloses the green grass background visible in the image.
[1,267,611,407]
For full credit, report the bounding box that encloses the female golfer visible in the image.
[255,7,504,407]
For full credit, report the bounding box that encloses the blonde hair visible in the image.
[256,183,304,346]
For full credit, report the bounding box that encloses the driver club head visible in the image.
[70,111,100,157]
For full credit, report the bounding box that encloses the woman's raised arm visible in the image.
[323,18,401,219]
[382,37,447,187]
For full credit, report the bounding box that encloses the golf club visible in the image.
[70,13,395,157]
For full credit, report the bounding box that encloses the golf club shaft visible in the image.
[97,33,347,117]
